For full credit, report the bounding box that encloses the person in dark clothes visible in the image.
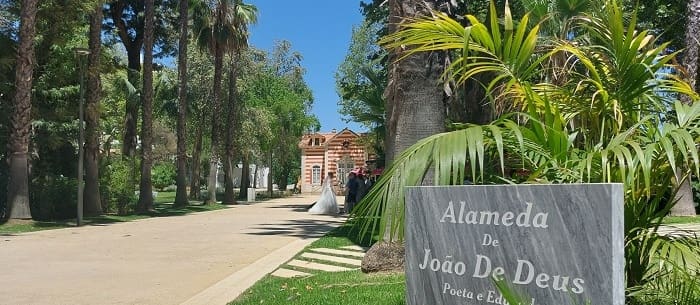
[344,172,359,213]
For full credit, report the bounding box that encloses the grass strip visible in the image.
[0,192,227,234]
[663,216,700,225]
[229,270,405,305]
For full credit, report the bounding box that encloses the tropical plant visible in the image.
[351,1,700,302]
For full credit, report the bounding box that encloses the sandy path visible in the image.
[0,194,346,305]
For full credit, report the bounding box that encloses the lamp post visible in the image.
[74,47,90,227]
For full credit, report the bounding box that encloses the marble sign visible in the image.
[405,184,624,305]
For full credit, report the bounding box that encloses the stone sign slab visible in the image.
[405,184,624,305]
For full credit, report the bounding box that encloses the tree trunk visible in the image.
[267,150,273,197]
[223,56,238,204]
[682,0,700,96]
[671,174,697,216]
[108,1,144,158]
[364,0,447,272]
[174,0,189,208]
[137,0,155,213]
[83,2,104,216]
[253,164,258,188]
[189,121,203,200]
[672,0,700,216]
[238,156,250,201]
[206,43,225,204]
[223,153,235,203]
[7,0,39,220]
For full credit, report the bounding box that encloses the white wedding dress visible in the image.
[308,174,339,215]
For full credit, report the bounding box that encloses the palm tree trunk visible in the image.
[137,0,155,213]
[671,0,700,216]
[223,56,238,204]
[174,0,189,208]
[189,120,203,200]
[206,44,225,204]
[84,1,104,216]
[7,0,39,220]
[364,0,447,272]
[238,156,250,201]
[390,19,445,161]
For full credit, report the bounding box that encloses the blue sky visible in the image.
[246,0,365,133]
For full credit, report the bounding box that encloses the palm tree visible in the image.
[383,0,446,166]
[7,0,39,219]
[193,0,257,204]
[136,0,155,213]
[173,0,190,208]
[357,0,449,272]
[223,1,257,204]
[670,0,700,216]
[352,1,700,301]
[83,1,104,216]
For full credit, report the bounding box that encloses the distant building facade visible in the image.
[299,128,369,193]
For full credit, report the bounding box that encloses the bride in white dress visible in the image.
[308,173,339,215]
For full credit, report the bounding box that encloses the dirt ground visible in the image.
[0,194,346,305]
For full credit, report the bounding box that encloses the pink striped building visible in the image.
[299,128,369,193]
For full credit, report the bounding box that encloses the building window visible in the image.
[312,165,321,185]
[314,138,320,146]
[337,157,354,186]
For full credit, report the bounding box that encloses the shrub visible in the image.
[103,158,137,215]
[30,175,77,221]
[151,161,176,191]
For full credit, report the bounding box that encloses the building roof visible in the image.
[298,128,359,148]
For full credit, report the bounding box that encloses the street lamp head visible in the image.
[73,47,90,56]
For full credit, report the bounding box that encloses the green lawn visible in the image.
[0,192,228,235]
[662,216,700,225]
[229,226,404,305]
[230,270,405,305]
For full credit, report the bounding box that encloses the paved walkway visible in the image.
[657,222,700,236]
[0,194,346,305]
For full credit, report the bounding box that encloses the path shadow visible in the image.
[246,218,347,239]
[264,204,314,212]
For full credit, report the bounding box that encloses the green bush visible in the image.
[151,161,176,191]
[103,158,137,215]
[30,175,77,220]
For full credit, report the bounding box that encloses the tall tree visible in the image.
[185,44,214,200]
[193,0,256,204]
[335,21,387,164]
[671,0,700,216]
[173,0,189,207]
[194,0,226,204]
[136,0,155,212]
[384,0,446,165]
[84,1,104,215]
[106,0,145,158]
[7,0,39,219]
[359,0,449,271]
[104,0,177,158]
[222,1,257,204]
